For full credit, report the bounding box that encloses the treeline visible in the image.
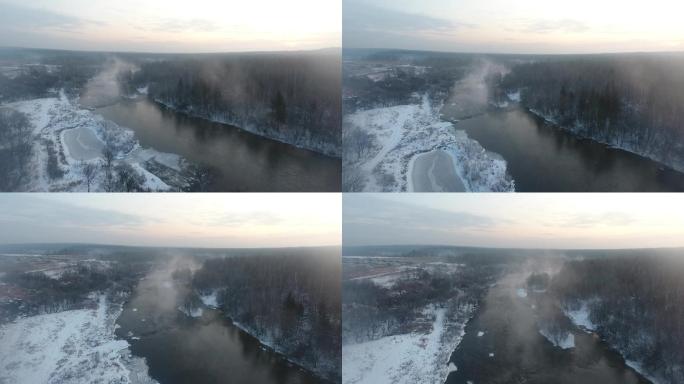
[551,253,684,383]
[500,55,684,171]
[342,51,473,113]
[124,51,341,156]
[343,268,476,344]
[0,50,103,102]
[0,109,33,191]
[0,261,146,321]
[343,256,508,345]
[191,253,341,382]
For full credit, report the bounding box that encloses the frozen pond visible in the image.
[409,150,465,192]
[62,127,104,161]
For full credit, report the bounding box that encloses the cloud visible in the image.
[140,18,221,33]
[553,211,635,229]
[514,18,590,34]
[343,196,500,246]
[0,2,103,33]
[343,0,472,48]
[0,196,146,230]
[207,211,285,227]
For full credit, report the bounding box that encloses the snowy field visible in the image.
[343,305,471,384]
[0,294,157,384]
[4,90,182,192]
[344,94,514,192]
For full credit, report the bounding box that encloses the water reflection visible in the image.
[458,109,684,191]
[446,273,650,384]
[115,264,324,384]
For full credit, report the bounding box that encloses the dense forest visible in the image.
[550,252,684,383]
[0,109,32,191]
[189,252,341,382]
[123,51,342,156]
[0,257,151,323]
[342,50,474,114]
[0,49,103,102]
[499,54,684,171]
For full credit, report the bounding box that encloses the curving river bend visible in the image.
[96,99,341,192]
[115,266,324,384]
[446,272,651,384]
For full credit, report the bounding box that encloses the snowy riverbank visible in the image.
[344,94,515,192]
[0,294,157,384]
[196,289,333,382]
[342,304,473,384]
[153,98,341,158]
[563,300,664,384]
[526,107,684,174]
[3,91,185,191]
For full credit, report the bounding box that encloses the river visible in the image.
[95,99,340,191]
[457,108,684,192]
[115,267,324,384]
[445,272,652,384]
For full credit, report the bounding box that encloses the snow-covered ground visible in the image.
[563,302,596,332]
[0,294,157,384]
[178,306,203,318]
[199,290,219,309]
[343,305,472,384]
[538,328,575,349]
[4,91,183,191]
[348,266,419,289]
[344,94,515,192]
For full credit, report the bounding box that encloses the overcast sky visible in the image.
[344,194,684,249]
[344,0,684,54]
[0,194,341,248]
[0,0,340,53]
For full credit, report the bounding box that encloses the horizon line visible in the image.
[342,243,684,252]
[0,241,342,251]
[0,45,342,56]
[342,46,684,57]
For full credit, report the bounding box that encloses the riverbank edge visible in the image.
[563,301,664,384]
[526,107,684,175]
[151,98,342,158]
[111,294,160,384]
[197,294,339,384]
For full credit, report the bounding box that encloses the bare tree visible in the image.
[186,163,218,192]
[114,163,144,192]
[101,143,116,192]
[79,161,98,192]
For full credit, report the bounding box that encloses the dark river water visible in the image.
[456,109,684,191]
[446,273,651,384]
[115,267,323,384]
[95,99,341,192]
